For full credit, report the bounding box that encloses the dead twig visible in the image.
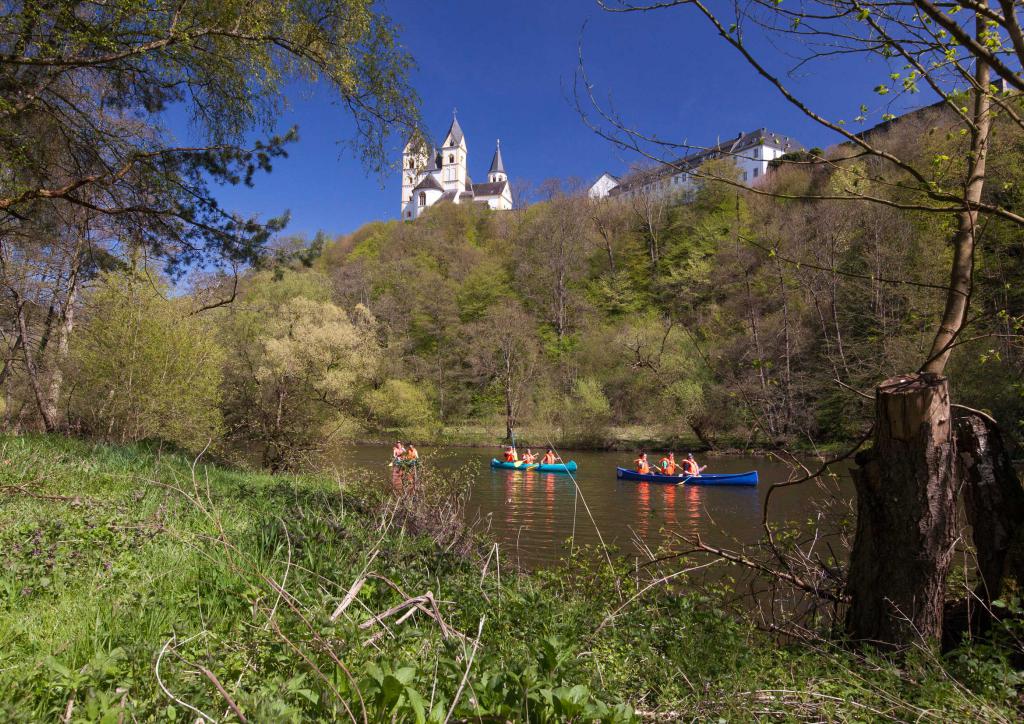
[197,665,249,723]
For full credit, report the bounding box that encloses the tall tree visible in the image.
[588,0,1024,647]
[0,0,418,430]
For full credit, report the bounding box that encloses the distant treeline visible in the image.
[3,106,1022,468]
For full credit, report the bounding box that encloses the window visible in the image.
[406,211,412,218]
[408,159,414,169]
[418,192,426,205]
[752,167,759,178]
[448,154,454,163]
[753,148,759,159]
[742,171,748,182]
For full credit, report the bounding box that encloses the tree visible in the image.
[219,270,380,469]
[68,270,224,449]
[469,304,540,442]
[587,0,1024,647]
[0,0,418,431]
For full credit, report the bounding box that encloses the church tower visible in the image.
[487,140,507,184]
[439,113,468,193]
[400,131,430,215]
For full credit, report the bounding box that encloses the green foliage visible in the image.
[68,270,224,449]
[364,379,439,438]
[219,270,380,468]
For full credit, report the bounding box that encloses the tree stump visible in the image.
[846,373,958,648]
[948,411,1024,641]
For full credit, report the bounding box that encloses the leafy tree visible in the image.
[219,271,380,468]
[67,270,224,449]
[588,0,1024,647]
[0,0,418,431]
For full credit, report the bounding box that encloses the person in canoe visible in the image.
[541,448,558,465]
[521,448,537,464]
[634,452,653,475]
[404,443,419,463]
[658,452,678,475]
[681,452,705,477]
[503,445,518,462]
[391,441,406,465]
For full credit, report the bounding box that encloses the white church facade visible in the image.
[401,115,513,219]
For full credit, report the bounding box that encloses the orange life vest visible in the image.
[504,450,517,462]
[681,459,698,475]
[542,452,556,464]
[635,457,650,474]
[405,447,419,461]
[659,458,676,475]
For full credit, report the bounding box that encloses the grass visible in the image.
[0,434,1021,721]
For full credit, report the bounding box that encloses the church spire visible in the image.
[488,139,507,184]
[488,139,505,174]
[443,108,464,147]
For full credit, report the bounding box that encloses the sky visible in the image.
[191,1,928,239]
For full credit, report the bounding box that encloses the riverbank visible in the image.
[1,434,1020,721]
[361,423,854,457]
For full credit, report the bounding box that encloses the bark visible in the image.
[41,255,81,427]
[953,412,1024,625]
[13,296,57,432]
[846,373,958,647]
[921,25,990,375]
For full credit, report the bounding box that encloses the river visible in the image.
[333,445,854,569]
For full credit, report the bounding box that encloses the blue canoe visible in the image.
[491,458,578,474]
[616,467,758,486]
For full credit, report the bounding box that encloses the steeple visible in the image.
[488,139,506,184]
[443,108,465,148]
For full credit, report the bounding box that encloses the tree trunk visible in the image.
[949,411,1024,640]
[846,373,957,647]
[14,296,57,432]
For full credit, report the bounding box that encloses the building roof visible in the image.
[443,116,464,147]
[489,142,505,174]
[472,180,507,197]
[412,174,444,192]
[611,128,802,194]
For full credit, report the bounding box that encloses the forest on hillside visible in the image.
[3,102,1022,469]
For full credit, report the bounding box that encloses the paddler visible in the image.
[658,452,677,475]
[503,445,518,462]
[681,452,704,476]
[391,441,406,463]
[404,443,419,462]
[522,448,537,464]
[634,451,652,475]
[541,448,557,465]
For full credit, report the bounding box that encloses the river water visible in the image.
[333,446,853,569]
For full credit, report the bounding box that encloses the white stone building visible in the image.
[587,172,620,199]
[400,115,513,219]
[588,128,802,200]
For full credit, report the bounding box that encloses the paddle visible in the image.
[674,465,707,485]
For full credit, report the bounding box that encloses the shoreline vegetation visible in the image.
[2,434,1022,721]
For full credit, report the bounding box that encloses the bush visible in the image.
[363,379,439,438]
[67,270,224,450]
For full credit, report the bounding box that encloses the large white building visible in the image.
[401,115,513,219]
[589,128,802,200]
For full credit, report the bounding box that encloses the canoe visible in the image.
[615,467,758,486]
[491,458,578,474]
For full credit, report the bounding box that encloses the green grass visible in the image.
[0,435,1021,722]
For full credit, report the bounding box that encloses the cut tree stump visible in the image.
[846,373,958,648]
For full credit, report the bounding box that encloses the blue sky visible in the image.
[196,1,925,239]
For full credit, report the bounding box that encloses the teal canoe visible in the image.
[490,458,578,474]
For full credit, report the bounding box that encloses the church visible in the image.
[401,114,513,219]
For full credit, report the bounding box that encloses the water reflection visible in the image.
[335,445,851,568]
